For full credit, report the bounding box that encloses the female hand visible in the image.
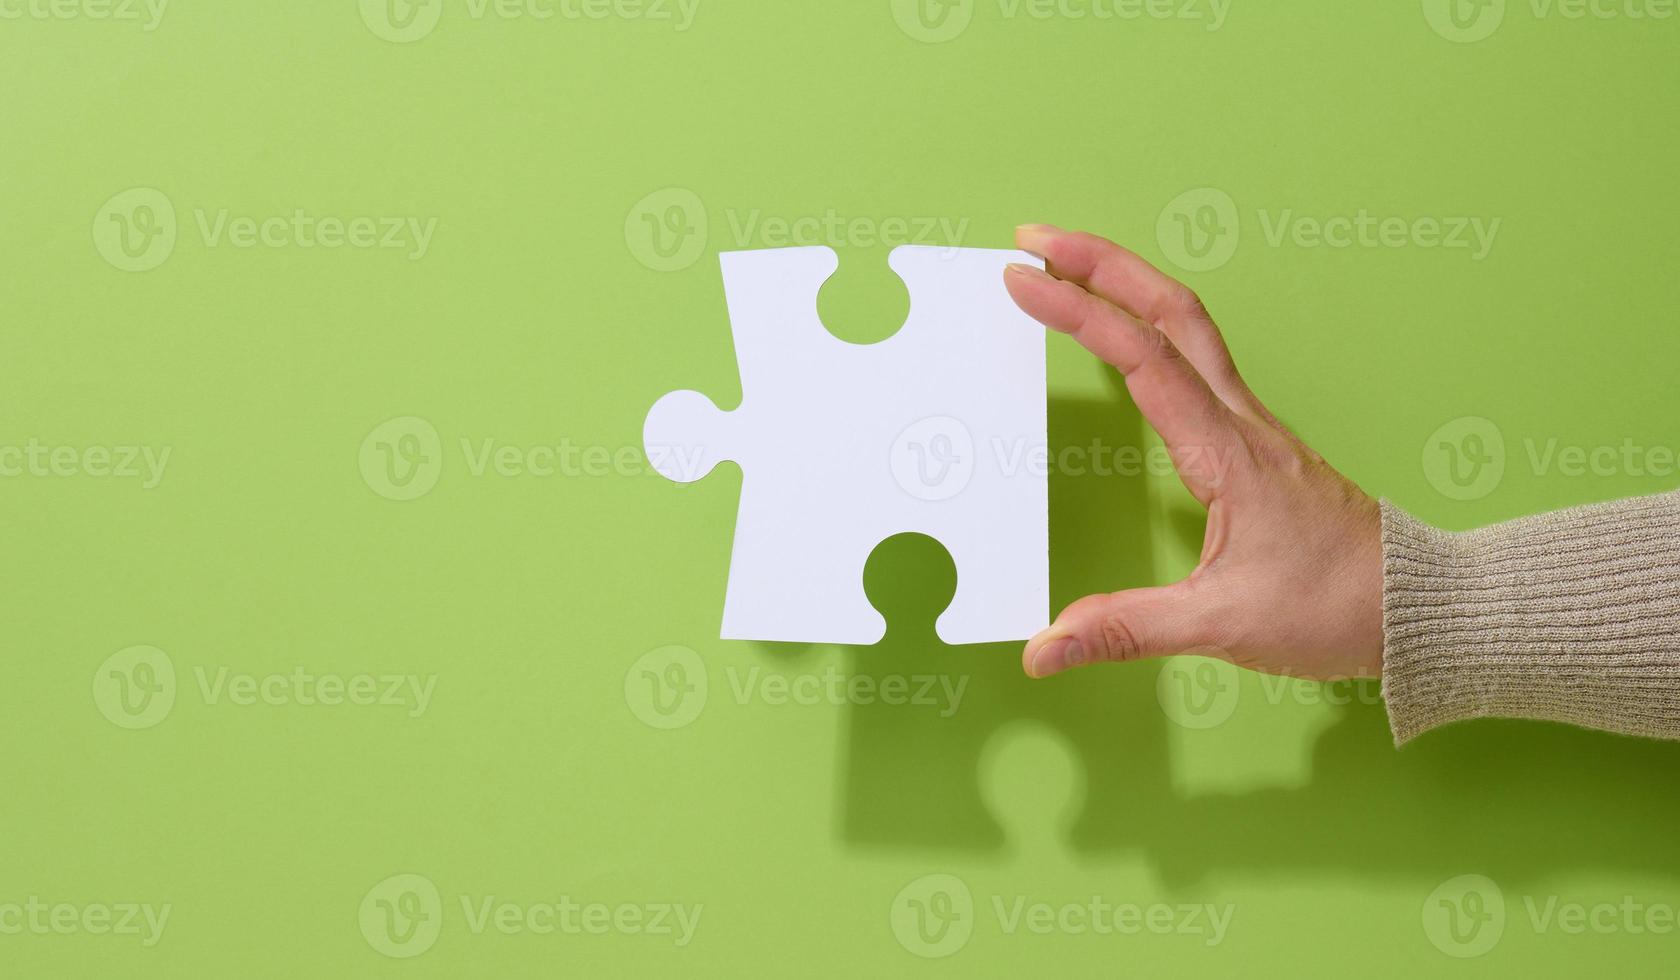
[1004,225,1384,682]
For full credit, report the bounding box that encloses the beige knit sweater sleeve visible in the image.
[1380,492,1680,745]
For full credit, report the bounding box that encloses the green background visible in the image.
[6,0,1680,975]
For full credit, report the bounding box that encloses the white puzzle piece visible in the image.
[644,245,1048,645]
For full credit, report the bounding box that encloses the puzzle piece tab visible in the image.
[644,245,1048,645]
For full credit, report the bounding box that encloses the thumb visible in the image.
[1022,585,1214,678]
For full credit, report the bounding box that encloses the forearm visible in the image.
[1381,492,1680,744]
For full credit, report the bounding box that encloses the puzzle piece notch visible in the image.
[813,247,911,346]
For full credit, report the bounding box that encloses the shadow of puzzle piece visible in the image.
[833,392,1167,854]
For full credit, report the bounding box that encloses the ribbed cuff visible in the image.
[1380,493,1680,746]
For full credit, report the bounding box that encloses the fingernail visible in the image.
[1015,223,1062,257]
[1030,636,1084,677]
[1004,262,1050,281]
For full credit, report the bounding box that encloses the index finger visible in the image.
[1003,262,1239,501]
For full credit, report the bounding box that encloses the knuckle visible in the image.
[1176,285,1212,321]
[1146,328,1183,364]
[1100,614,1143,663]
[1248,427,1310,477]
